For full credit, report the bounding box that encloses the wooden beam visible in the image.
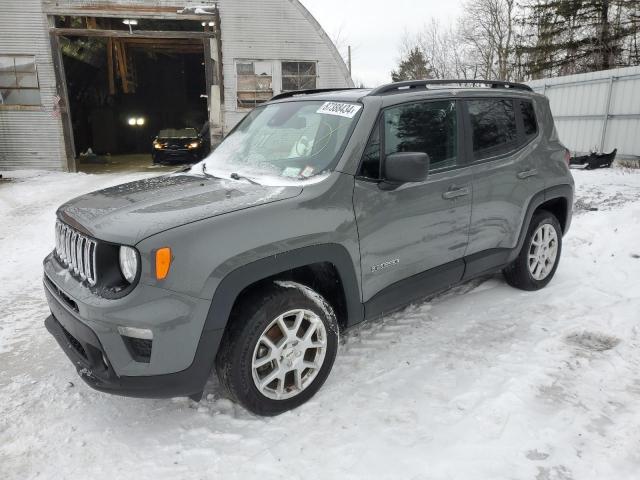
[119,37,202,45]
[42,3,217,21]
[51,27,215,39]
[106,37,115,95]
[113,39,129,94]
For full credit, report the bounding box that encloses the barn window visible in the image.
[0,55,41,106]
[281,62,317,92]
[236,61,273,109]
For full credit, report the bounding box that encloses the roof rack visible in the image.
[270,88,361,102]
[368,79,532,96]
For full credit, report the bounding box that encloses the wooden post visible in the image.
[106,37,115,95]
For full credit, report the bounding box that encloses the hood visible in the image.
[58,174,302,245]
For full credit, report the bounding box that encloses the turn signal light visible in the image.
[564,149,571,167]
[155,247,172,280]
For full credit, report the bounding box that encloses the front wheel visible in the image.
[216,282,338,416]
[503,210,563,291]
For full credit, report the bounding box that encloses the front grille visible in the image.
[55,220,97,286]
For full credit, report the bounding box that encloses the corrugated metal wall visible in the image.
[218,0,354,130]
[0,0,67,171]
[528,66,640,158]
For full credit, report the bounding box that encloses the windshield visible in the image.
[159,128,198,138]
[193,100,362,184]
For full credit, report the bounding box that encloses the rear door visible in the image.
[353,99,473,304]
[464,97,545,272]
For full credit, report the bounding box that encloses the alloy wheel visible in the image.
[251,309,327,400]
[527,223,558,280]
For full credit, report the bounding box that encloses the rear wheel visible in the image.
[503,210,562,291]
[216,282,338,415]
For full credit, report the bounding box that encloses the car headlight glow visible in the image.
[119,246,139,283]
[187,141,200,149]
[153,141,164,150]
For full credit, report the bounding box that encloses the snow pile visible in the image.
[1,168,640,479]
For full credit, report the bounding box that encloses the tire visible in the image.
[503,210,563,291]
[215,282,339,416]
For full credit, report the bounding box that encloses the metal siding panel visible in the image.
[0,0,66,170]
[528,66,640,157]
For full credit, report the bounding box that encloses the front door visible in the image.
[353,99,473,310]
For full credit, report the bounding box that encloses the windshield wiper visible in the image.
[200,163,222,179]
[230,172,261,185]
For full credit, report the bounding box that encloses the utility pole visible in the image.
[348,45,352,74]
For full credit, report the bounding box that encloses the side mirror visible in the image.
[383,152,430,185]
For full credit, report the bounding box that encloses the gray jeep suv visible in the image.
[43,80,574,415]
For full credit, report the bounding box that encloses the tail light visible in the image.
[564,149,571,167]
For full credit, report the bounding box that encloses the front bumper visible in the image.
[152,148,202,164]
[44,313,221,399]
[43,253,224,399]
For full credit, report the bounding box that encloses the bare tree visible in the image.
[458,0,517,80]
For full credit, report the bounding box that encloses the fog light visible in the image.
[117,326,153,340]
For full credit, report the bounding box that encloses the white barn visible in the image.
[0,0,353,171]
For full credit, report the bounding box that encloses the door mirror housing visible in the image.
[383,152,430,185]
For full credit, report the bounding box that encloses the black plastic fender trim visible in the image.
[508,183,573,264]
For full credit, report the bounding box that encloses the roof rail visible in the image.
[270,88,361,101]
[368,79,533,96]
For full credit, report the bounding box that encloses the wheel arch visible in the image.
[204,244,364,335]
[509,184,573,263]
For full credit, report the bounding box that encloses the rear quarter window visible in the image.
[467,98,518,161]
[520,100,538,137]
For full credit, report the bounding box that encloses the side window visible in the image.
[281,62,317,92]
[0,55,41,106]
[236,60,273,109]
[468,99,517,160]
[520,100,538,137]
[359,119,381,178]
[384,100,457,170]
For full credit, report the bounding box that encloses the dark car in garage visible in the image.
[152,128,208,164]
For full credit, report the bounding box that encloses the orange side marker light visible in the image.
[155,247,172,280]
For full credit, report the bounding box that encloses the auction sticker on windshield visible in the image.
[316,102,362,118]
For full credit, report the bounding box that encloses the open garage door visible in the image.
[50,14,221,173]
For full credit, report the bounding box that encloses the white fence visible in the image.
[527,66,640,159]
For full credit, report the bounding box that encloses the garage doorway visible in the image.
[51,15,219,173]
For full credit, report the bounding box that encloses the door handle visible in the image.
[442,186,470,200]
[517,168,538,179]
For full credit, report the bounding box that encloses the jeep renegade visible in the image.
[43,80,574,415]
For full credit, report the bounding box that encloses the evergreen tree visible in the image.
[391,47,432,82]
[518,0,640,78]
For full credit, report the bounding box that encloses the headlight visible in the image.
[153,141,164,150]
[119,246,139,283]
[187,141,200,149]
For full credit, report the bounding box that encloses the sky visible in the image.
[301,0,464,88]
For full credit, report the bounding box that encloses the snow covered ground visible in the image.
[1,168,640,480]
